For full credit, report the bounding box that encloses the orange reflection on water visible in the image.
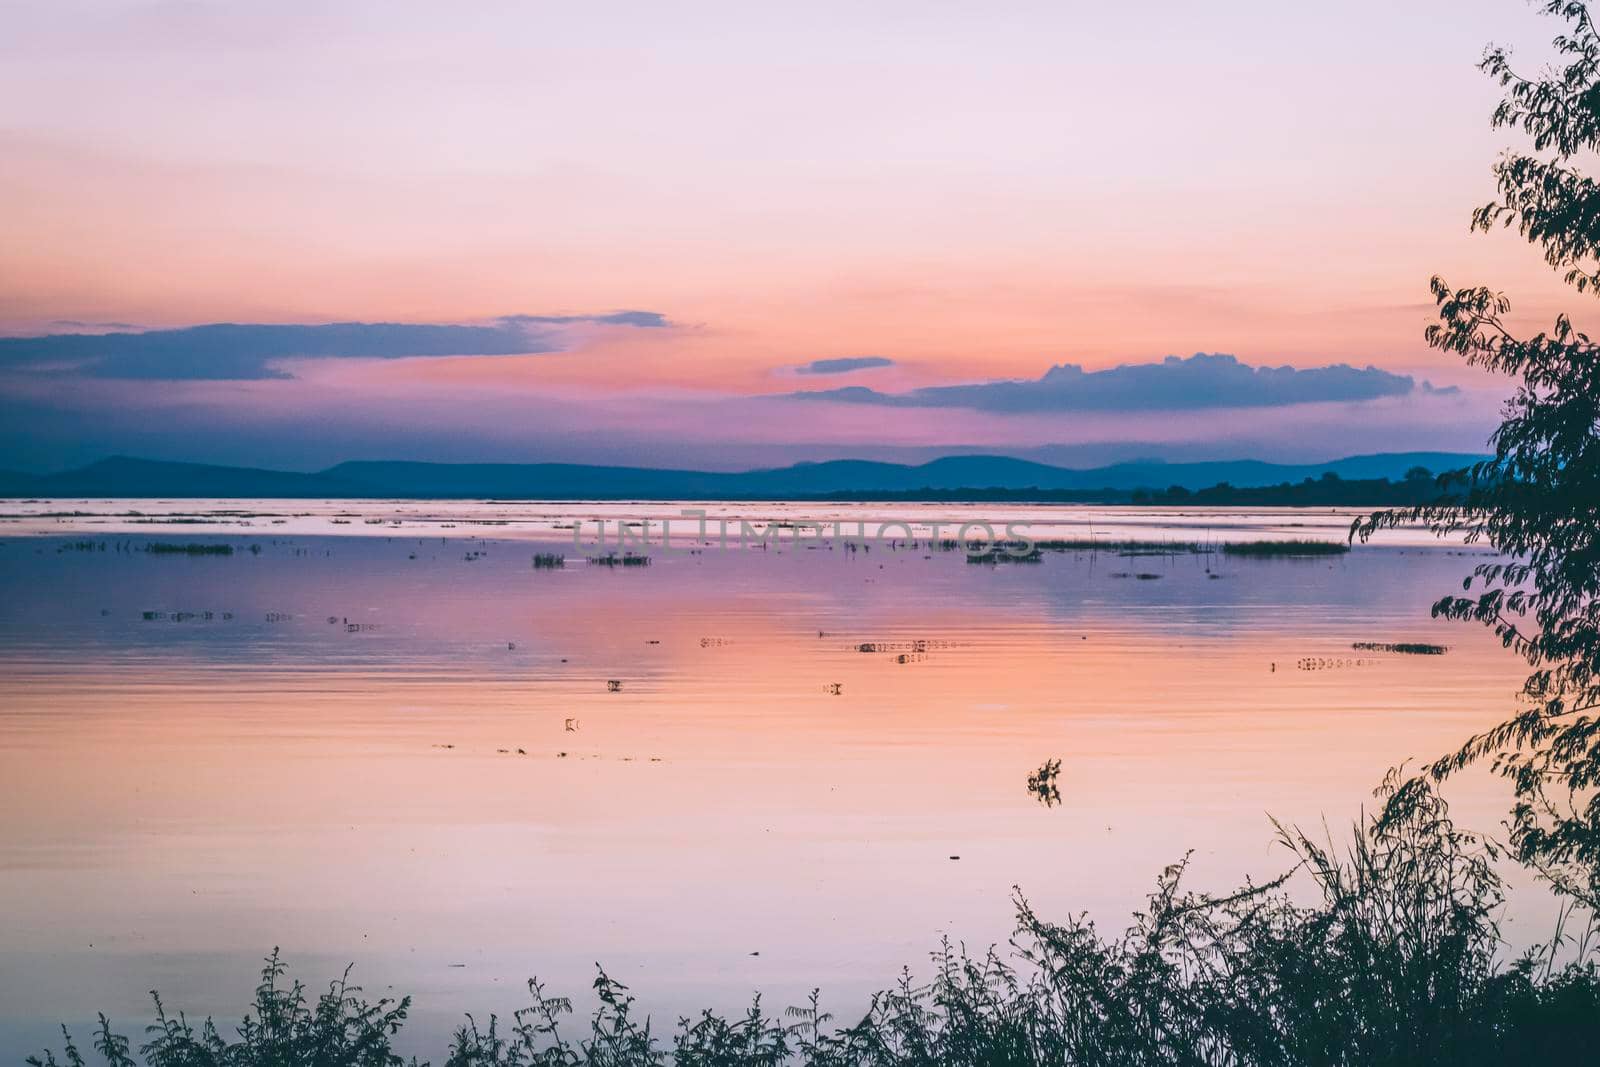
[0,523,1537,1055]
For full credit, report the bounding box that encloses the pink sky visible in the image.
[0,0,1581,469]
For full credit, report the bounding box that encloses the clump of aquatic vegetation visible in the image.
[935,537,1351,561]
[1353,641,1449,655]
[1219,540,1349,558]
[1034,537,1211,554]
[531,553,566,569]
[940,536,1210,556]
[931,537,1036,553]
[140,610,233,623]
[1027,757,1061,807]
[33,777,1600,1066]
[144,542,234,556]
[964,546,1043,563]
[586,552,651,567]
[61,540,108,552]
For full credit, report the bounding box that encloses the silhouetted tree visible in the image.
[1356,0,1600,905]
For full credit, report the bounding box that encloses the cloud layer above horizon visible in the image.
[793,356,895,375]
[0,313,670,380]
[0,0,1553,472]
[1,326,1448,414]
[790,354,1452,412]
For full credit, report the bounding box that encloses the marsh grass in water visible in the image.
[964,547,1043,564]
[586,553,651,568]
[33,778,1600,1066]
[942,538,1353,564]
[144,542,234,556]
[1034,538,1212,554]
[1353,641,1450,655]
[932,537,1215,555]
[1218,541,1350,558]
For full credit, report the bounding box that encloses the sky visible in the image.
[0,0,1585,472]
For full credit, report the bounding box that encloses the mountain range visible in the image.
[0,452,1484,500]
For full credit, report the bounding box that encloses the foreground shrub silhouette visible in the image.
[1354,0,1600,906]
[30,954,411,1067]
[33,776,1600,1067]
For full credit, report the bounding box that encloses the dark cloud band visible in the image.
[794,356,895,375]
[790,353,1421,412]
[0,312,670,381]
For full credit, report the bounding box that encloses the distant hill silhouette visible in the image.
[0,452,1484,501]
[15,457,377,499]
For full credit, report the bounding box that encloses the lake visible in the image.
[0,501,1540,1057]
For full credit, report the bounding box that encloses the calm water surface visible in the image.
[0,502,1540,1057]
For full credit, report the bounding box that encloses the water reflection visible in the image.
[0,512,1532,1057]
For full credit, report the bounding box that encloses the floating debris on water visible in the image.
[1297,656,1374,671]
